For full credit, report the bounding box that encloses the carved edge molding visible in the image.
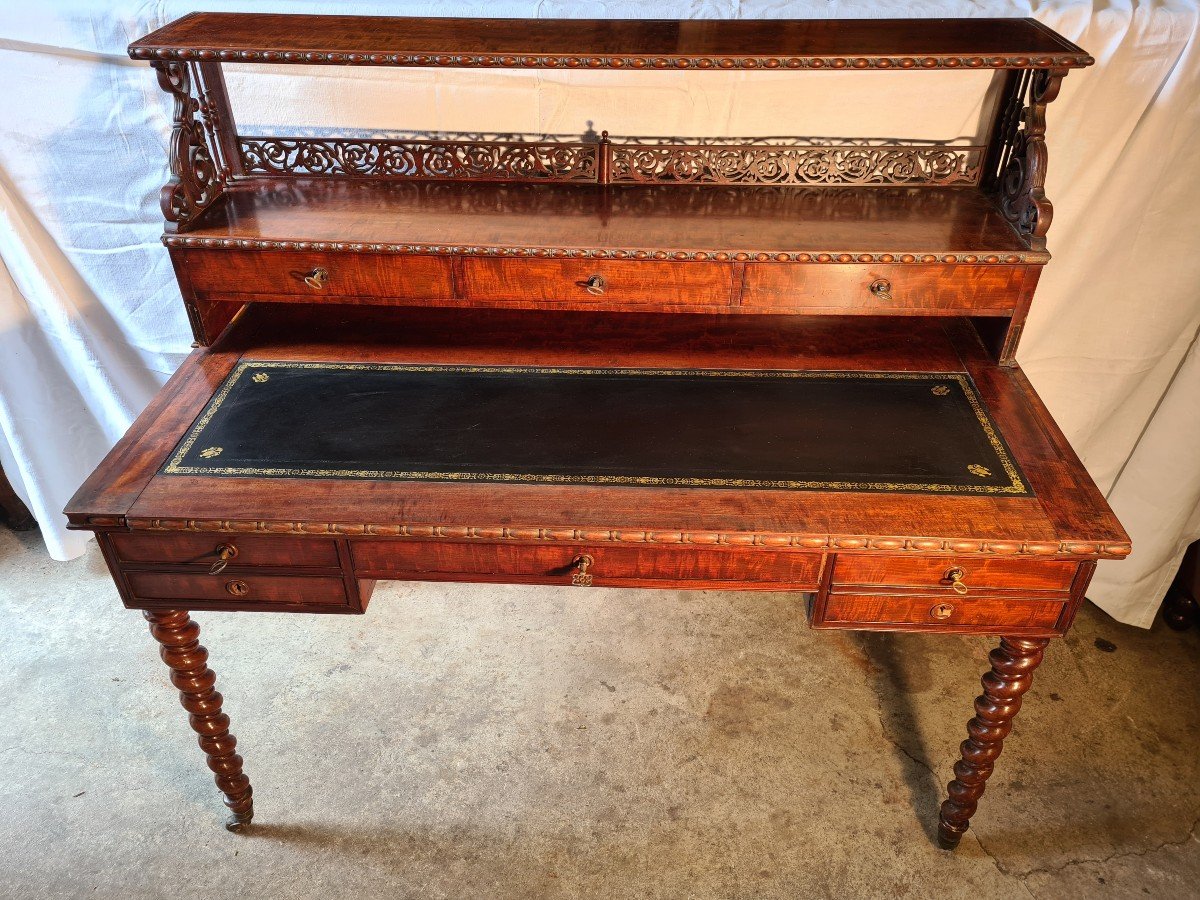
[114,516,1131,558]
[161,236,1050,265]
[131,48,1093,70]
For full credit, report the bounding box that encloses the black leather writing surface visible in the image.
[163,362,1029,495]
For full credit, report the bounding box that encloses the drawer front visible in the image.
[110,533,339,569]
[832,556,1077,594]
[351,541,820,590]
[817,593,1065,632]
[459,258,734,307]
[741,264,1027,313]
[177,249,455,301]
[126,572,349,608]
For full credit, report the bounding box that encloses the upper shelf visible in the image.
[165,180,1042,263]
[129,14,1092,70]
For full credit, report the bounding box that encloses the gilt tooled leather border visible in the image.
[163,361,1029,496]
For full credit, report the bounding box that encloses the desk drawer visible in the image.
[177,249,455,301]
[126,572,350,609]
[741,264,1026,313]
[110,533,339,569]
[459,258,734,307]
[816,592,1065,632]
[832,556,1077,594]
[351,541,820,590]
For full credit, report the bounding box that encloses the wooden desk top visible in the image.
[68,306,1128,560]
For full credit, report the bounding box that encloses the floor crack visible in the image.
[1014,816,1200,881]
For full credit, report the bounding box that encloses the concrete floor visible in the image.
[0,523,1197,899]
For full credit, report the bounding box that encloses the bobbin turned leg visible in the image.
[144,610,253,831]
[937,636,1049,849]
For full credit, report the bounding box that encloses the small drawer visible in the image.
[832,556,1077,594]
[816,593,1065,632]
[351,541,820,590]
[126,572,350,609]
[741,264,1027,313]
[110,533,339,569]
[176,249,455,301]
[458,258,734,307]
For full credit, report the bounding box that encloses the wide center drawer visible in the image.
[176,249,455,301]
[458,258,735,306]
[741,263,1030,313]
[351,541,820,590]
[110,532,339,569]
[831,555,1077,594]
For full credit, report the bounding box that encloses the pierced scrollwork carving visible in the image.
[990,68,1066,251]
[239,138,598,181]
[609,144,983,186]
[152,61,224,228]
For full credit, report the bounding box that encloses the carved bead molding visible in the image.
[240,138,597,182]
[131,48,1093,70]
[152,61,225,228]
[120,517,1132,558]
[610,145,983,186]
[161,236,1050,266]
[989,68,1067,252]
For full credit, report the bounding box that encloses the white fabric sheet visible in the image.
[1,1,1197,627]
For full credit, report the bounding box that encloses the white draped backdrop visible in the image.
[1,1,1197,628]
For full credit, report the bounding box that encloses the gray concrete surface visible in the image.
[0,522,1197,899]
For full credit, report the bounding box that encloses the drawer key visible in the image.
[869,278,893,301]
[301,267,329,290]
[571,554,595,586]
[578,275,606,296]
[941,566,969,595]
[209,542,239,575]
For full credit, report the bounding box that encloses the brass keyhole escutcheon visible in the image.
[869,278,893,301]
[303,267,329,289]
[209,543,238,575]
[930,602,955,620]
[942,566,969,595]
[581,275,606,295]
[571,554,595,586]
[225,580,250,597]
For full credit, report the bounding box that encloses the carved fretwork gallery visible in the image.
[69,14,1126,851]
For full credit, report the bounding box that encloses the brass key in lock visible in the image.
[209,543,238,575]
[941,566,969,595]
[571,554,594,586]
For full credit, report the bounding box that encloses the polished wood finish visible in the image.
[129,14,1092,69]
[938,636,1049,848]
[350,541,822,589]
[741,263,1032,314]
[68,308,1128,565]
[816,593,1065,634]
[173,181,1041,260]
[458,258,735,307]
[111,532,340,568]
[144,610,253,831]
[68,14,1124,846]
[831,555,1078,592]
[180,249,455,303]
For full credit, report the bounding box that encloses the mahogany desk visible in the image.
[67,14,1129,850]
